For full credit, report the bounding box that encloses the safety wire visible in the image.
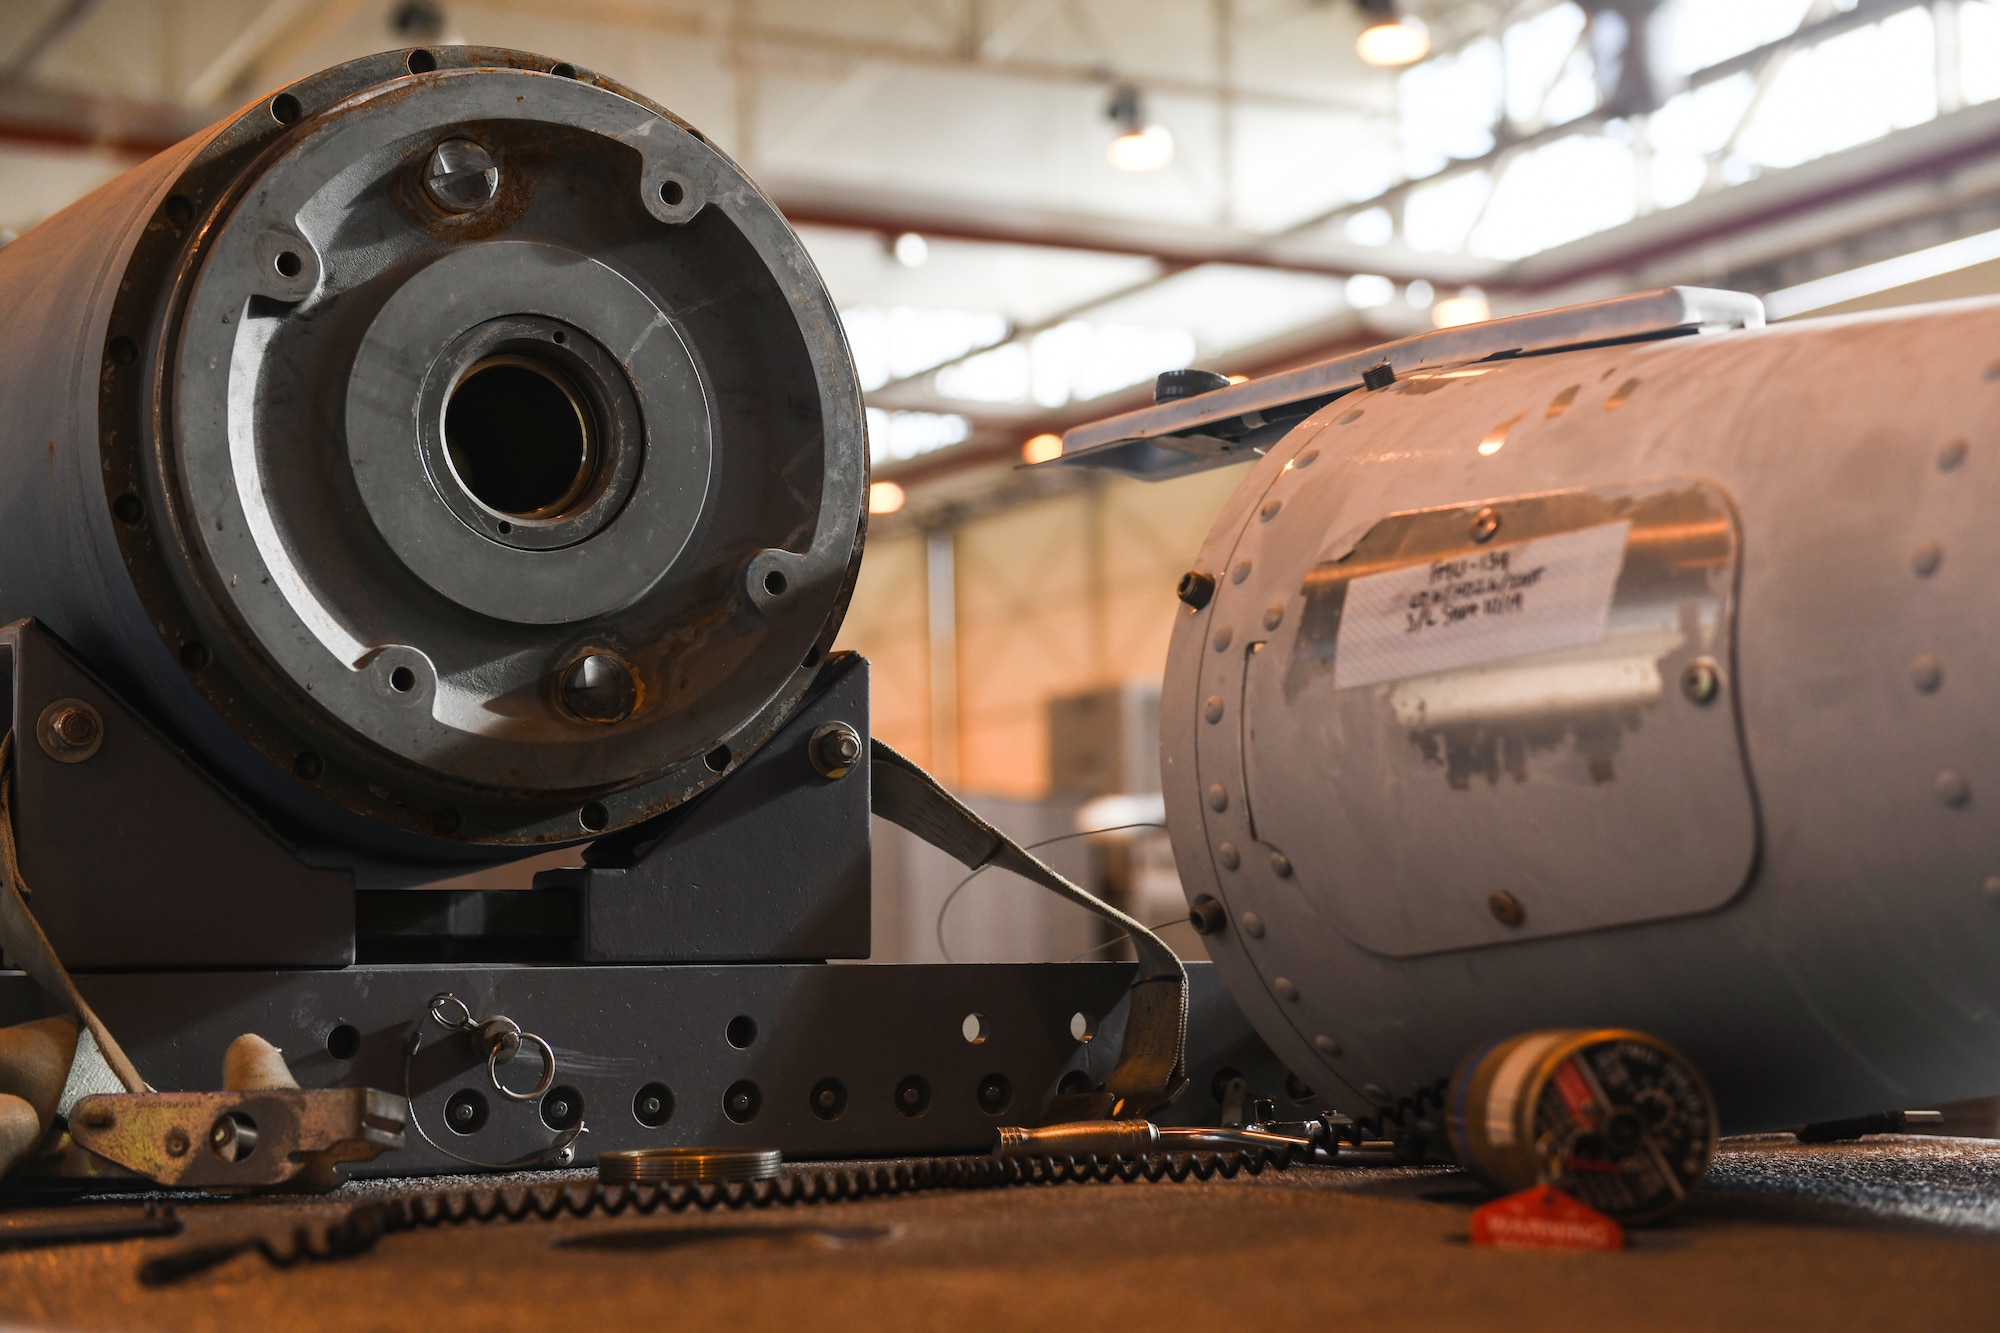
[403,993,586,1172]
[934,822,1168,963]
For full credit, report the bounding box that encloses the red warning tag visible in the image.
[1470,1185,1626,1251]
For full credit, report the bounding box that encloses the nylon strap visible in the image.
[868,739,1187,1117]
[0,733,145,1094]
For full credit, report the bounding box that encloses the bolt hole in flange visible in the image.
[764,569,788,596]
[208,1111,259,1162]
[444,1087,489,1135]
[273,250,303,278]
[726,1015,758,1049]
[269,92,301,124]
[894,1076,931,1118]
[406,48,438,75]
[810,1078,848,1121]
[540,1084,585,1131]
[976,1074,1012,1116]
[324,1023,361,1060]
[388,665,416,693]
[443,357,596,518]
[660,179,685,206]
[723,1080,761,1124]
[633,1081,674,1128]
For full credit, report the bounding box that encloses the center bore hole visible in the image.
[443,355,594,519]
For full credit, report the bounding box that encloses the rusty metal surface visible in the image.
[59,1089,406,1192]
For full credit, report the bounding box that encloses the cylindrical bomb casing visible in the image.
[1446,1029,1716,1223]
[0,49,866,878]
[1165,297,2000,1133]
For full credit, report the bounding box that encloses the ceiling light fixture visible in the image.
[1355,1,1430,67]
[1432,289,1492,328]
[1021,433,1064,464]
[868,481,906,515]
[1105,85,1174,173]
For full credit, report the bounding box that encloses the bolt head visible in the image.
[1489,890,1525,927]
[164,1128,190,1157]
[560,653,637,724]
[53,707,98,746]
[425,138,499,213]
[1469,507,1501,544]
[809,721,864,778]
[1682,658,1721,705]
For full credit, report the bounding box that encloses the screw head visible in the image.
[425,138,499,213]
[163,1127,190,1158]
[1489,890,1526,927]
[560,653,637,724]
[1469,507,1501,543]
[1682,658,1721,705]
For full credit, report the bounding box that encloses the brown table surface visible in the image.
[1,1134,1997,1331]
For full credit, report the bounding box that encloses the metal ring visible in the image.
[429,993,473,1031]
[488,1031,556,1102]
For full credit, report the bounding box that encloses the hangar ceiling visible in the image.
[4,0,1998,489]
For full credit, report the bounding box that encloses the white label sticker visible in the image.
[1332,520,1631,690]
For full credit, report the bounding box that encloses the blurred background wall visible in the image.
[8,0,1999,958]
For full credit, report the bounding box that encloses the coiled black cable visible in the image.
[140,1148,1304,1285]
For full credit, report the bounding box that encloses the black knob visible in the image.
[1177,570,1216,610]
[1154,368,1233,403]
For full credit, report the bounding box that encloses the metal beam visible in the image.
[1272,0,1931,244]
[454,0,1392,119]
[0,0,99,84]
[0,82,204,156]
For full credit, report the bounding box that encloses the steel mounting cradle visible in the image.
[0,621,1303,1177]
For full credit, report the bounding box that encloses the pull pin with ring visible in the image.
[405,992,583,1169]
[428,993,558,1103]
